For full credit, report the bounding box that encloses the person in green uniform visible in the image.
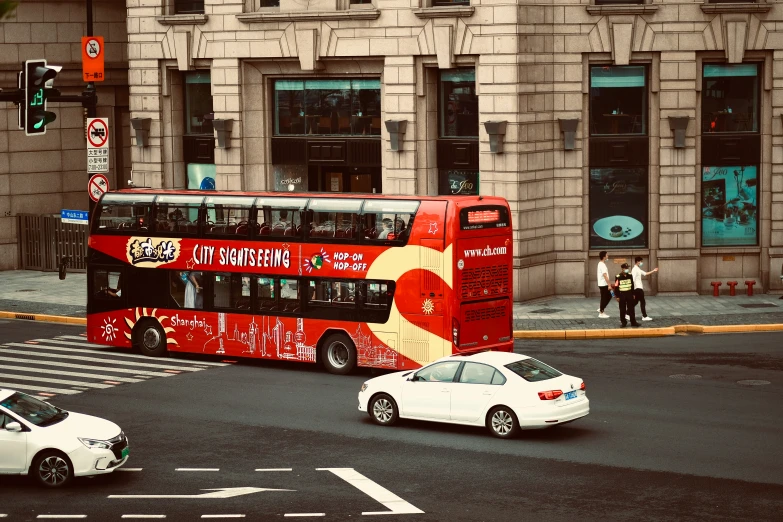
[614,263,640,328]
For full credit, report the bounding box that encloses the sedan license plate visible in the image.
[121,446,130,459]
[564,390,577,400]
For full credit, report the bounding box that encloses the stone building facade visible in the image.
[0,0,130,270]
[126,0,783,300]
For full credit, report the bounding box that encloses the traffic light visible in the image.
[24,59,59,136]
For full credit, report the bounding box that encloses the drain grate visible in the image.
[15,289,38,292]
[738,303,778,309]
[530,308,563,314]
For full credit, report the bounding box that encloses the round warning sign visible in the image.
[89,173,109,203]
[87,118,109,148]
[85,38,101,59]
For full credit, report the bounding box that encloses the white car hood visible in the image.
[42,411,122,441]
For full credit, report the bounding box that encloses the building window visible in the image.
[174,0,204,14]
[439,169,479,195]
[185,72,213,135]
[589,167,648,249]
[702,64,759,134]
[701,165,758,246]
[589,65,646,136]
[594,0,644,4]
[273,79,381,136]
[440,69,478,138]
[257,0,280,6]
[432,0,470,6]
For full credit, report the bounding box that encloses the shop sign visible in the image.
[702,166,758,247]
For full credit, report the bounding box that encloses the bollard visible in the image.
[711,281,722,297]
[745,280,756,296]
[727,281,738,296]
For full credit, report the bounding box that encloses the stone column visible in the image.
[383,56,417,195]
[212,58,243,191]
[769,51,783,293]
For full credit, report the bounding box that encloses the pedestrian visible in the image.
[614,263,640,328]
[632,256,658,321]
[597,251,613,318]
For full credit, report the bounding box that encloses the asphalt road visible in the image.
[1,319,782,521]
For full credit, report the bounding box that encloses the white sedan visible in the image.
[358,352,589,438]
[0,389,129,487]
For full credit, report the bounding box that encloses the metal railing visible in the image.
[18,214,89,272]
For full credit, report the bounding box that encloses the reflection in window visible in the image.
[440,69,478,137]
[702,64,759,134]
[590,66,646,135]
[213,273,249,310]
[701,165,758,246]
[459,363,495,385]
[274,79,381,136]
[96,203,151,232]
[185,72,213,135]
[589,167,648,249]
[416,361,461,382]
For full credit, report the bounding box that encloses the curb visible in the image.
[0,311,86,326]
[513,323,783,339]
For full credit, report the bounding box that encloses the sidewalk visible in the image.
[0,270,781,335]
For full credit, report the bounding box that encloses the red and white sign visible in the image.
[81,36,105,82]
[89,173,109,203]
[87,117,110,173]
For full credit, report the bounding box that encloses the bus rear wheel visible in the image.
[136,320,167,358]
[321,333,356,375]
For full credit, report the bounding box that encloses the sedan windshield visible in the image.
[0,392,68,427]
[505,358,562,382]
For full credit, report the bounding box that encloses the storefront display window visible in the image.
[589,66,646,136]
[701,165,758,246]
[274,79,381,136]
[439,169,479,195]
[185,72,213,135]
[702,64,759,134]
[589,167,648,248]
[440,69,478,138]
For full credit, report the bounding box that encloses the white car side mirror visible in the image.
[5,422,22,432]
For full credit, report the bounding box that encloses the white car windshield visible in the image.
[0,392,69,427]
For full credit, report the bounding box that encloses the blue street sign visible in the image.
[61,209,89,225]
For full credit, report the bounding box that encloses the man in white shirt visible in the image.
[631,256,658,321]
[597,251,612,318]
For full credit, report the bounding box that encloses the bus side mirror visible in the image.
[58,256,71,280]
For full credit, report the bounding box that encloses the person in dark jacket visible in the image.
[614,263,640,328]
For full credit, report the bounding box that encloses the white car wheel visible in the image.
[488,406,519,439]
[33,452,73,488]
[369,393,399,426]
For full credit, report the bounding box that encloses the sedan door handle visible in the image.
[482,391,493,395]
[441,388,450,393]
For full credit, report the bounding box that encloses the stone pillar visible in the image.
[383,56,417,195]
[212,58,243,191]
[769,51,783,293]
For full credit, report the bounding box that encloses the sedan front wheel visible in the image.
[32,451,73,487]
[369,393,399,426]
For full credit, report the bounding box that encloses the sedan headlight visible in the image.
[78,437,112,450]
[360,383,369,392]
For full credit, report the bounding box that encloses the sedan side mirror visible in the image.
[408,374,418,382]
[5,422,22,432]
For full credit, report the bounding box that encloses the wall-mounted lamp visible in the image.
[213,118,233,149]
[558,118,579,151]
[668,116,690,149]
[483,121,507,154]
[384,120,407,152]
[130,118,152,148]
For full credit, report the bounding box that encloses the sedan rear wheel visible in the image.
[488,406,519,439]
[369,393,399,426]
[33,451,73,487]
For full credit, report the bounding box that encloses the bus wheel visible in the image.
[136,320,167,358]
[321,333,356,375]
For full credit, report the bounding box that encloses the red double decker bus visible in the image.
[86,190,513,374]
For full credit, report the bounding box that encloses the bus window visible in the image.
[361,200,418,242]
[170,271,203,309]
[333,281,356,304]
[256,277,276,312]
[279,279,300,312]
[94,193,155,233]
[213,273,250,311]
[204,196,254,237]
[254,196,307,239]
[93,269,122,299]
[154,195,203,235]
[306,199,362,239]
[363,282,389,309]
[309,280,331,307]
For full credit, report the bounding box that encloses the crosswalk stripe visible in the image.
[3,344,208,372]
[0,355,177,378]
[50,338,229,366]
[0,373,115,389]
[0,364,143,383]
[0,381,82,395]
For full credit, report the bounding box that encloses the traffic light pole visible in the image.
[85,0,96,119]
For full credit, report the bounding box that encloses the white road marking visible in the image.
[53,337,229,366]
[4,344,206,371]
[0,363,144,383]
[317,468,424,516]
[37,517,87,519]
[0,515,7,518]
[0,372,114,389]
[0,354,177,378]
[176,468,219,472]
[201,516,246,519]
[284,515,325,518]
[118,468,144,472]
[109,487,294,499]
[255,468,292,472]
[0,381,81,395]
[121,516,166,519]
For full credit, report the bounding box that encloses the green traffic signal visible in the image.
[24,59,58,136]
